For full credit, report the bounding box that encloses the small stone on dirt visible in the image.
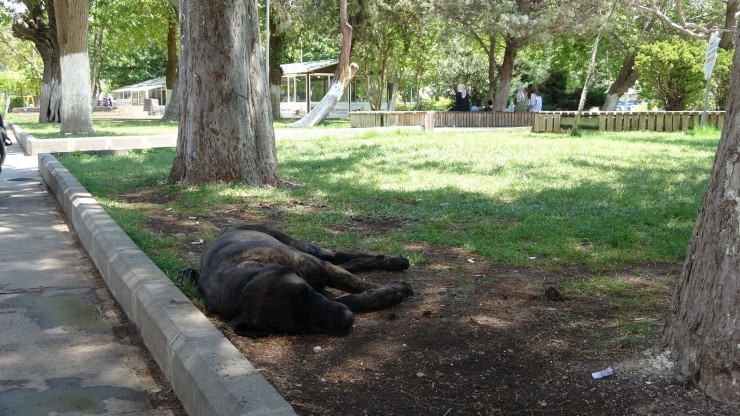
[545,286,565,301]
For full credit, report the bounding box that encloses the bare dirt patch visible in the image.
[119,190,739,416]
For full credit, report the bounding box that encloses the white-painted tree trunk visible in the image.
[290,0,356,127]
[59,52,92,133]
[602,93,620,111]
[289,65,358,127]
[55,0,93,134]
[40,78,61,123]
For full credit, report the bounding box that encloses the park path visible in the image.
[0,136,182,415]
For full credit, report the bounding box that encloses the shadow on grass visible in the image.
[59,131,713,272]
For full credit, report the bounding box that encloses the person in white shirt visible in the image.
[527,84,542,112]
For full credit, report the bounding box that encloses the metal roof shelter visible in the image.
[111,76,167,106]
[109,59,369,118]
[281,59,338,76]
[279,59,361,119]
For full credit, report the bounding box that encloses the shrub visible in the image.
[635,37,705,110]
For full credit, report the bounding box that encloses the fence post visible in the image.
[424,111,435,132]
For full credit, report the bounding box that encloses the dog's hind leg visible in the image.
[334,282,413,312]
[336,255,409,272]
[320,263,380,293]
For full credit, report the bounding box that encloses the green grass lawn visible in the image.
[56,127,720,276]
[6,114,179,138]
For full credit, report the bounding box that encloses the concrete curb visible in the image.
[11,124,177,156]
[38,153,296,416]
[11,124,428,156]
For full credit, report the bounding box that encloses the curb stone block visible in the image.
[38,153,296,416]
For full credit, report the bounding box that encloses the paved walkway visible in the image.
[0,136,181,415]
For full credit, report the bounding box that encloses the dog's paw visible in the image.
[381,256,410,271]
[386,282,413,297]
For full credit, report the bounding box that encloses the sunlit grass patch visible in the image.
[57,128,719,278]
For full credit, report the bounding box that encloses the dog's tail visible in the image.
[176,268,200,286]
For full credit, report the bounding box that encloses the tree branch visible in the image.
[636,4,731,39]
[0,32,41,78]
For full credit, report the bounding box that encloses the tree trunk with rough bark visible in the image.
[491,39,518,111]
[169,0,278,186]
[290,0,357,127]
[54,0,93,133]
[601,52,639,111]
[12,0,61,123]
[661,25,740,405]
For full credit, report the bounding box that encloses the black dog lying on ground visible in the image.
[179,224,413,337]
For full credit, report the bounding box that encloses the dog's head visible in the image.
[229,265,354,337]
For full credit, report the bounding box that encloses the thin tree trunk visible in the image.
[268,12,284,119]
[169,0,277,185]
[661,24,740,405]
[162,8,179,122]
[720,0,738,51]
[575,0,619,131]
[387,82,398,111]
[55,0,93,133]
[290,0,358,127]
[487,38,497,102]
[491,38,518,111]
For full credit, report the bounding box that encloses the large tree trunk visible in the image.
[290,0,358,127]
[491,38,518,111]
[601,52,639,111]
[12,0,61,123]
[575,0,618,131]
[55,0,93,134]
[661,25,740,405]
[162,8,179,122]
[169,0,278,185]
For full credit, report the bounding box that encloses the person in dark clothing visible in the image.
[0,112,8,173]
[449,83,471,111]
[0,113,11,146]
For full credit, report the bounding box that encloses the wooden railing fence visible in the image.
[350,111,533,129]
[349,110,725,133]
[533,111,725,133]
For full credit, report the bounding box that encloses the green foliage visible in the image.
[395,97,453,111]
[634,37,705,110]
[101,42,167,89]
[8,95,24,109]
[90,0,175,91]
[710,48,733,110]
[540,68,605,110]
